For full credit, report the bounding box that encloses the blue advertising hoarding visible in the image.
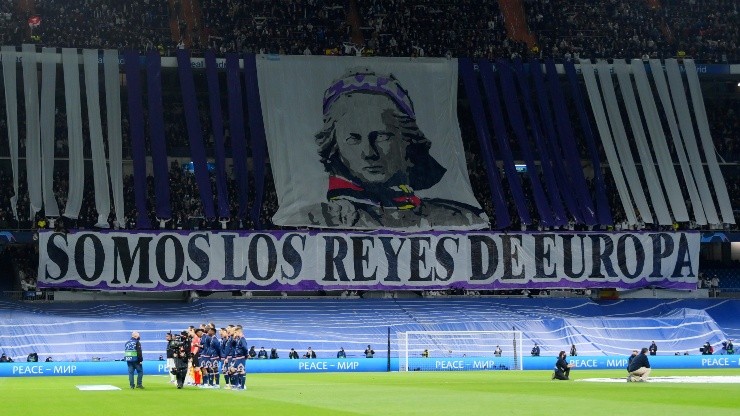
[2,355,738,377]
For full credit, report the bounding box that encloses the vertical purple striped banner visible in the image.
[459,58,510,229]
[527,59,583,224]
[480,61,553,227]
[499,60,567,226]
[177,49,216,219]
[123,50,152,229]
[226,54,250,220]
[145,51,171,220]
[478,60,532,226]
[205,50,230,219]
[545,59,596,225]
[244,54,268,229]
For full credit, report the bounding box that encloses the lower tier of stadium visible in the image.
[1,298,737,363]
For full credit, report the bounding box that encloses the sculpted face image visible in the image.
[331,93,411,186]
[259,60,489,230]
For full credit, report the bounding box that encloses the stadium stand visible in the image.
[0,298,736,362]
[0,0,736,374]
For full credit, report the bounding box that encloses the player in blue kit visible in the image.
[232,327,249,390]
[198,328,211,387]
[207,327,221,388]
[221,326,234,389]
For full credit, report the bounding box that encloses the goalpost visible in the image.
[398,330,523,372]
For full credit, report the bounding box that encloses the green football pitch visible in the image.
[3,369,740,416]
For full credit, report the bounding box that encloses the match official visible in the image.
[124,331,144,389]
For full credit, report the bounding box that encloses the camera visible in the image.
[167,332,191,357]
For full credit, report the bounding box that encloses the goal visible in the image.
[398,330,523,371]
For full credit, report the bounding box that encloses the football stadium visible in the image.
[0,0,739,415]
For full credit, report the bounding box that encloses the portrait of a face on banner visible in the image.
[256,56,489,231]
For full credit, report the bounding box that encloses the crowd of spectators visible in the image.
[5,244,38,292]
[661,0,738,63]
[525,0,668,60]
[200,0,348,55]
[33,0,173,53]
[358,0,527,59]
[523,0,738,62]
[0,0,733,62]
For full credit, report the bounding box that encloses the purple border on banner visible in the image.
[37,230,700,292]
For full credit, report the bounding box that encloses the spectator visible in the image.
[364,345,375,358]
[257,347,268,359]
[336,347,346,358]
[531,344,541,357]
[725,340,734,355]
[269,348,279,359]
[288,348,299,359]
[494,346,502,357]
[710,275,720,297]
[649,341,658,356]
[303,347,316,359]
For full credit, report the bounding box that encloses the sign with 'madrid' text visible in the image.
[38,231,699,291]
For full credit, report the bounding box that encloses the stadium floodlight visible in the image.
[398,330,523,372]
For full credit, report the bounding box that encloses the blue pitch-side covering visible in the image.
[2,355,739,377]
[0,299,737,364]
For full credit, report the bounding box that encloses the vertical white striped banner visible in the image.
[1,47,20,220]
[21,44,42,220]
[40,47,59,217]
[664,59,719,225]
[596,60,653,225]
[683,59,735,224]
[630,59,689,222]
[613,60,671,225]
[103,49,125,228]
[579,60,637,225]
[62,48,84,219]
[648,59,707,225]
[83,49,111,227]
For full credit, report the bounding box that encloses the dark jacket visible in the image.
[555,357,569,372]
[628,353,650,372]
[124,337,143,363]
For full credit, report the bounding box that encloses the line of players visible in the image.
[166,324,249,390]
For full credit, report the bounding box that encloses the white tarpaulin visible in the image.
[256,56,488,231]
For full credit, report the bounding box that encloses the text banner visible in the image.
[38,231,699,291]
[3,355,736,377]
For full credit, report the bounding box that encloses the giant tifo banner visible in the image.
[256,56,488,231]
[37,231,699,291]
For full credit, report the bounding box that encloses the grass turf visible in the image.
[3,369,740,416]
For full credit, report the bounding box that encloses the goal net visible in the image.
[398,330,523,371]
